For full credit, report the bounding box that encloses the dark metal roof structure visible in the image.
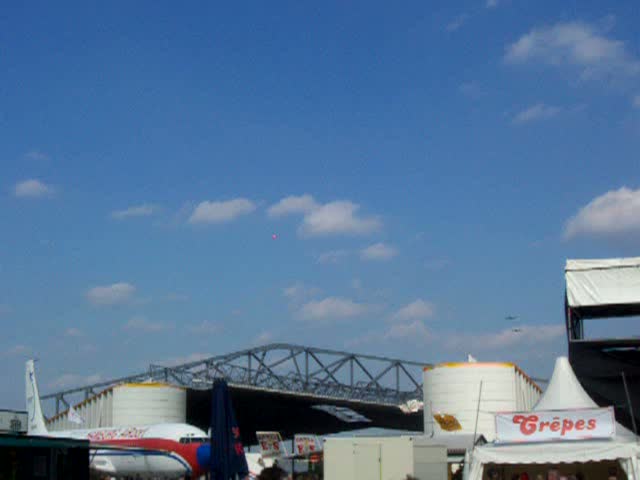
[42,343,429,416]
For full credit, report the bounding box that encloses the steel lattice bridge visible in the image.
[42,343,429,415]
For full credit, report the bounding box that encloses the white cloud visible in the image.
[253,331,274,345]
[159,353,210,367]
[347,320,431,347]
[445,324,564,350]
[300,201,381,237]
[505,21,640,80]
[384,320,432,341]
[486,0,498,8]
[317,250,349,264]
[360,243,398,261]
[268,195,382,237]
[512,103,561,125]
[188,198,256,225]
[64,328,84,338]
[14,179,54,198]
[3,345,32,357]
[111,204,158,220]
[564,187,640,239]
[49,373,102,389]
[125,315,169,332]
[86,283,135,306]
[297,297,372,322]
[188,321,222,335]
[391,300,435,322]
[446,14,468,32]
[633,95,640,108]
[267,194,318,217]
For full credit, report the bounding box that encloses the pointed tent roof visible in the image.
[534,357,636,440]
[533,357,597,411]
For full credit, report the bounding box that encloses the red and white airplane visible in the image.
[26,360,254,479]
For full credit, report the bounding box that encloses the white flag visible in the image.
[68,406,84,425]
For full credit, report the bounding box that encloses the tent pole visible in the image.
[471,381,483,451]
[621,372,638,443]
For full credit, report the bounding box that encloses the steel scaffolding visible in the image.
[41,343,429,415]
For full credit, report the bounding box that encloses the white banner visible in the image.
[294,434,322,455]
[256,431,286,458]
[495,407,615,443]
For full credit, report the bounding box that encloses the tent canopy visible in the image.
[566,258,640,318]
[467,358,640,480]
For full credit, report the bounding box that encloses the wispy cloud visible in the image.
[87,283,136,306]
[360,243,398,261]
[49,373,102,389]
[512,103,561,125]
[111,204,158,220]
[267,194,318,217]
[505,20,640,81]
[64,328,84,338]
[158,353,211,367]
[564,186,640,239]
[14,179,55,198]
[253,331,274,345]
[391,300,435,322]
[445,324,564,350]
[283,283,321,302]
[3,345,32,357]
[188,198,256,225]
[486,0,499,8]
[125,315,170,332]
[188,321,222,335]
[633,94,640,108]
[317,250,349,264]
[297,297,373,323]
[24,150,49,161]
[348,320,432,347]
[446,14,468,32]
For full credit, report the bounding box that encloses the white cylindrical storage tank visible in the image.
[112,383,186,426]
[423,362,541,441]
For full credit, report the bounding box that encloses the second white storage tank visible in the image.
[423,362,541,441]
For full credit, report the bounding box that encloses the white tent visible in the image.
[566,257,640,309]
[467,357,640,480]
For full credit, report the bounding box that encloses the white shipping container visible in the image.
[424,362,542,441]
[323,436,447,480]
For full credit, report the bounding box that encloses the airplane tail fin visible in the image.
[25,360,48,435]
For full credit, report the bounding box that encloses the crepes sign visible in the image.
[495,407,615,443]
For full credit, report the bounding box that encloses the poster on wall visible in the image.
[495,407,615,443]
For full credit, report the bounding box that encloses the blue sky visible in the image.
[1,1,639,409]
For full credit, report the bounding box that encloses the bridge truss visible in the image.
[41,343,429,415]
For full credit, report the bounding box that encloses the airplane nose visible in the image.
[196,444,211,468]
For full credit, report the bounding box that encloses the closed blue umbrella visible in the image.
[210,378,249,480]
